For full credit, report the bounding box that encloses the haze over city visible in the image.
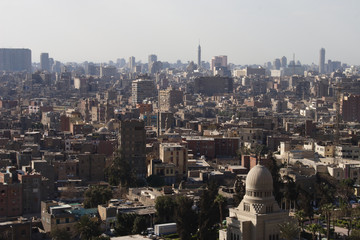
[1,0,359,65]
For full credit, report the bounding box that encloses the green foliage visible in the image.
[338,178,355,203]
[278,221,300,240]
[155,196,176,223]
[83,185,113,208]
[105,150,136,187]
[175,196,198,240]
[315,173,337,206]
[115,213,147,236]
[115,213,137,236]
[146,175,165,187]
[76,215,101,240]
[198,181,219,240]
[214,194,226,225]
[132,216,147,234]
[267,155,283,203]
[351,229,360,240]
[305,223,322,240]
[51,228,72,240]
[233,179,245,206]
[297,186,314,220]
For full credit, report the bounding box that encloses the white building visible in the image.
[219,165,289,240]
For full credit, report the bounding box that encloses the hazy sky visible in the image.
[1,0,359,65]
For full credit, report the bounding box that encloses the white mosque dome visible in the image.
[245,164,273,191]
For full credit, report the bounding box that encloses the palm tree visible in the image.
[214,194,225,226]
[321,203,334,240]
[306,223,322,240]
[278,221,299,240]
[294,210,305,240]
[76,215,101,240]
[51,228,72,240]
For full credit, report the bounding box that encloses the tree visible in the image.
[233,178,245,206]
[175,196,198,240]
[83,185,113,208]
[115,213,136,236]
[105,149,136,187]
[132,216,147,234]
[297,186,313,221]
[321,203,334,240]
[146,175,165,187]
[294,210,305,240]
[305,223,322,240]
[267,155,283,203]
[214,194,226,226]
[283,175,298,210]
[278,221,299,240]
[51,228,72,240]
[198,182,219,240]
[76,215,101,240]
[350,229,360,240]
[337,178,355,203]
[155,196,176,223]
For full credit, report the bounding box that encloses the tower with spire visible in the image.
[197,42,201,69]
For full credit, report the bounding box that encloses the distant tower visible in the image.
[281,56,287,68]
[129,56,135,73]
[197,44,201,69]
[40,53,50,72]
[319,48,325,74]
[273,58,281,70]
[148,54,157,73]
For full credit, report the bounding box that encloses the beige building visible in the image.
[158,87,183,112]
[159,143,188,176]
[219,165,289,240]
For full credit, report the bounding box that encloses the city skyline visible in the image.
[1,0,359,65]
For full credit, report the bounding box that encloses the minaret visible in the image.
[197,43,201,69]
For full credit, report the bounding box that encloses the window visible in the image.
[56,219,60,224]
[66,218,69,223]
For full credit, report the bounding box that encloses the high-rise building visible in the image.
[129,56,135,73]
[211,55,227,72]
[0,48,32,72]
[273,58,281,70]
[148,54,157,66]
[197,44,201,69]
[118,120,146,179]
[319,48,325,74]
[40,53,50,72]
[131,79,156,105]
[340,94,360,122]
[281,56,287,68]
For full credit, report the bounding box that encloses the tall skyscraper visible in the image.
[197,44,201,69]
[273,58,281,70]
[0,48,32,72]
[211,55,227,72]
[129,56,135,73]
[40,53,50,72]
[148,54,157,74]
[281,56,287,68]
[148,54,157,65]
[319,48,325,74]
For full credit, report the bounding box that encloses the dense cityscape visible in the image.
[0,44,359,240]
